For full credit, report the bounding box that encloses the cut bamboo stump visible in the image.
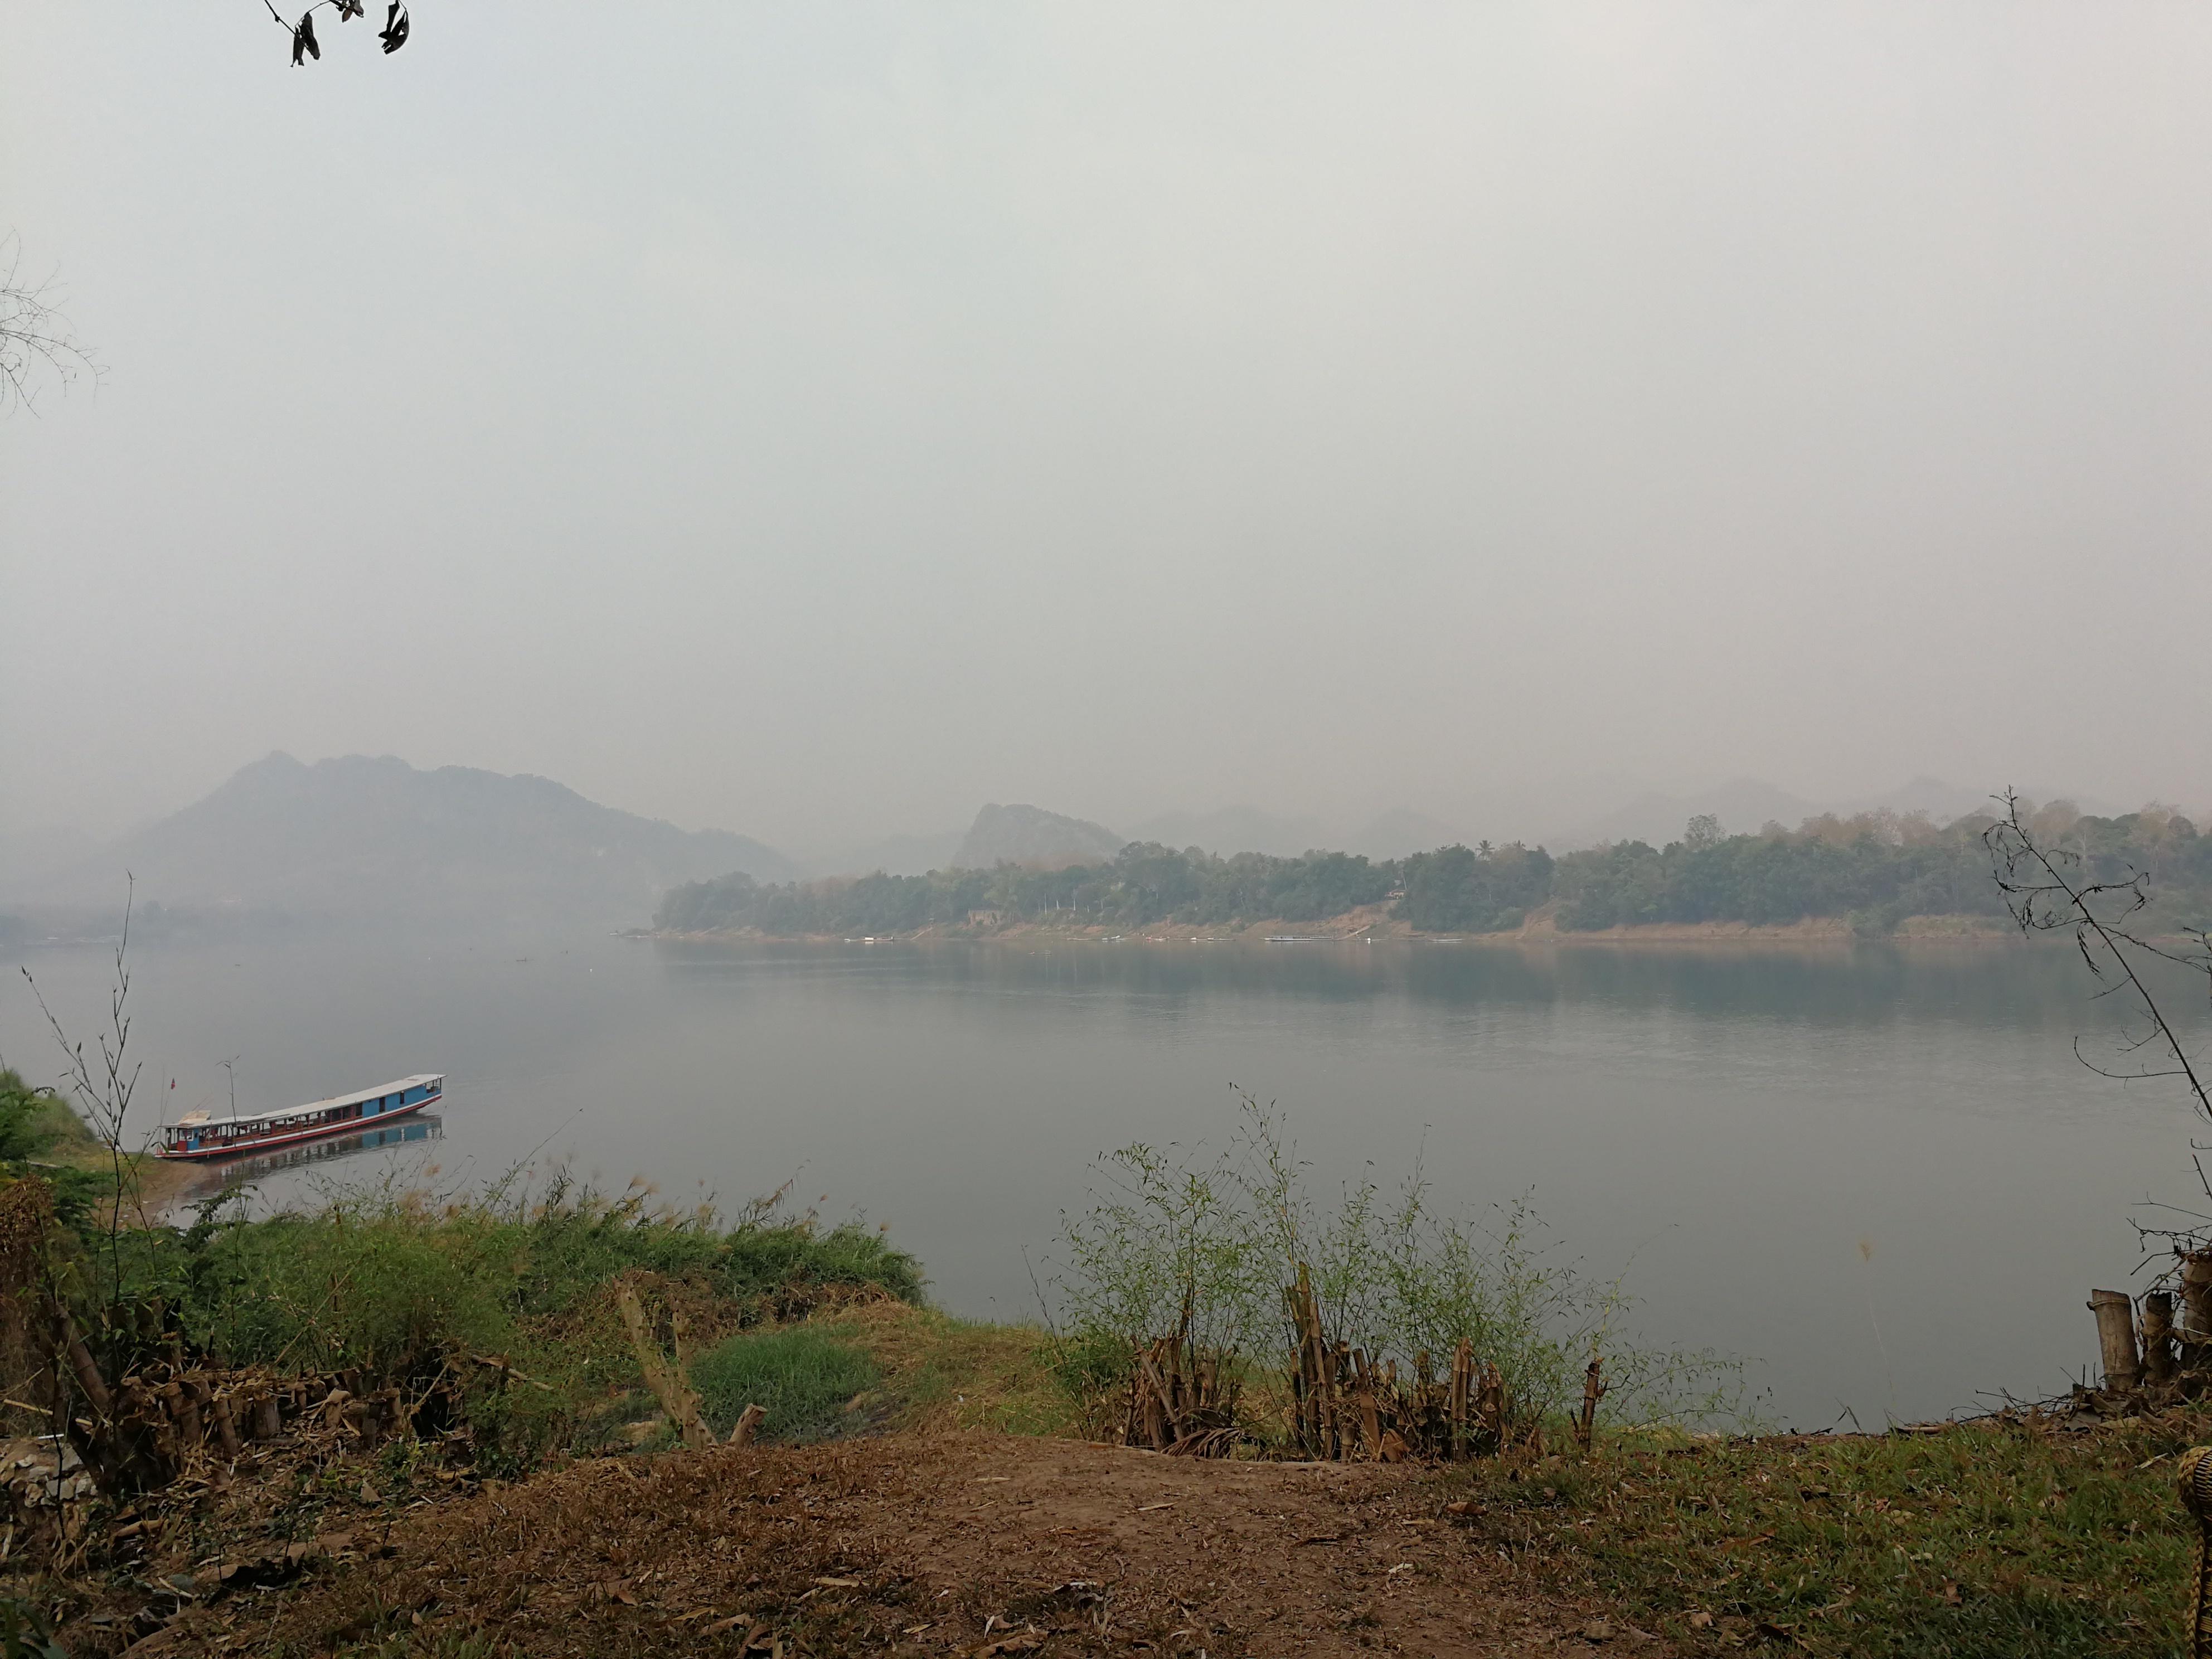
[208,1393,242,1459]
[2186,1255,2212,1336]
[1124,1331,1239,1455]
[1273,1265,1505,1464]
[2090,1289,2142,1392]
[2181,1254,2212,1371]
[2146,1292,2180,1386]
[1448,1339,1472,1459]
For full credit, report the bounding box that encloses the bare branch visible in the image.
[1984,789,2212,1123]
[20,880,152,1306]
[1987,793,2212,1253]
[0,233,102,417]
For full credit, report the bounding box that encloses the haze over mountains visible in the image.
[1573,777,2004,851]
[2,750,2095,938]
[951,805,1124,871]
[3,754,799,930]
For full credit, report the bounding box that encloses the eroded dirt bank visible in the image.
[117,1433,1619,1658]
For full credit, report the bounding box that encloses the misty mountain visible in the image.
[953,804,1125,870]
[1569,779,1825,849]
[1342,808,1471,862]
[1837,776,1998,823]
[810,830,966,879]
[15,753,799,928]
[1123,806,1331,857]
[1566,776,2007,850]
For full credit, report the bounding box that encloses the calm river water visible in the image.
[2,929,2193,1427]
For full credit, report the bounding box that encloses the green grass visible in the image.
[690,1324,882,1443]
[1442,1408,2206,1657]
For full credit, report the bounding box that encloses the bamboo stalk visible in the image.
[1448,1340,1471,1460]
[1573,1355,1607,1451]
[1351,1348,1383,1460]
[1291,1265,1324,1454]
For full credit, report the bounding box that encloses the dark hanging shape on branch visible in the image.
[380,2,410,54]
[337,0,365,18]
[291,11,320,66]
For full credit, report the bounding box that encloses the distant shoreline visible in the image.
[646,904,2026,949]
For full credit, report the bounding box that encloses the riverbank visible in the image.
[1,1147,2196,1658]
[30,1313,2201,1658]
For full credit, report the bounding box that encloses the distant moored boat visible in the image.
[156,1074,444,1161]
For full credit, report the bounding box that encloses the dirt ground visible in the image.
[115,1432,1641,1658]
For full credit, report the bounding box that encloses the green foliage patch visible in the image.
[0,1063,105,1226]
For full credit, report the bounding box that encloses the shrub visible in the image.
[1052,1094,1742,1444]
[94,1165,921,1468]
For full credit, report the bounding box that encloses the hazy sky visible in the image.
[7,3,2212,853]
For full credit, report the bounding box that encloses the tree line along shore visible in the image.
[656,798,2212,943]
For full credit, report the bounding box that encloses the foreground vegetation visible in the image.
[657,798,2212,938]
[0,1117,2197,1658]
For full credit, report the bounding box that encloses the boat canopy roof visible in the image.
[177,1074,441,1132]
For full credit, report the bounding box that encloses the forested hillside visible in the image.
[657,802,2212,938]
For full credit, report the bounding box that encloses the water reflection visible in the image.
[652,935,2126,1031]
[172,1114,445,1206]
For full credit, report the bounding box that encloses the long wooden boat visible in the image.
[156,1074,444,1161]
